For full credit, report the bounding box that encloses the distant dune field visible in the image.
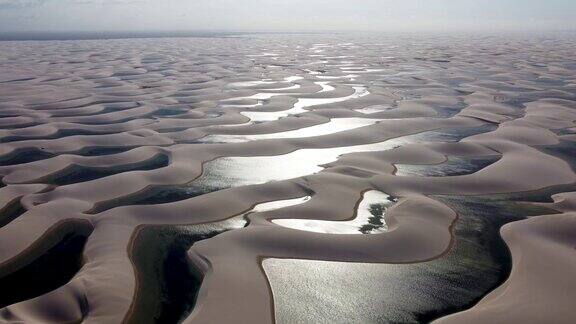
[0,34,575,324]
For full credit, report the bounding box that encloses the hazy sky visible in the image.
[0,0,575,33]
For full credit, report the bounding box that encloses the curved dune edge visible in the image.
[183,193,457,324]
[435,210,576,324]
[0,36,575,324]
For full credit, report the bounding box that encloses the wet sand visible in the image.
[0,33,575,323]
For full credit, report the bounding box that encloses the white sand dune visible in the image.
[436,194,576,324]
[0,34,575,324]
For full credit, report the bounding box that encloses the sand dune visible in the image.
[0,34,575,323]
[436,209,576,323]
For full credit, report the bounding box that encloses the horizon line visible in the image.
[1,29,576,42]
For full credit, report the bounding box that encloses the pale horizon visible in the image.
[1,0,575,34]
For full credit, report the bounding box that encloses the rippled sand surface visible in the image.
[0,33,575,323]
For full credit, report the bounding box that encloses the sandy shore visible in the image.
[436,193,576,324]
